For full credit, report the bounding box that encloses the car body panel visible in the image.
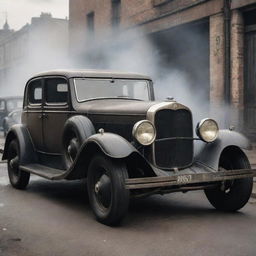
[195,130,251,170]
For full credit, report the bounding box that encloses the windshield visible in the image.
[6,99,23,112]
[74,78,150,102]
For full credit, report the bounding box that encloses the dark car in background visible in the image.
[2,109,22,136]
[2,70,256,226]
[0,97,23,131]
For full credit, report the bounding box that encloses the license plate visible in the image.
[177,175,192,184]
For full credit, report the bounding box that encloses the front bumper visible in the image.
[125,168,256,190]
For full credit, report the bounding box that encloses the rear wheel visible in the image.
[7,140,30,189]
[3,122,8,137]
[205,149,253,212]
[87,154,130,226]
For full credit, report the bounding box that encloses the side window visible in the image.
[45,78,68,104]
[0,100,5,110]
[28,80,42,104]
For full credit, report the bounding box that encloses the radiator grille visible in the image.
[154,109,193,169]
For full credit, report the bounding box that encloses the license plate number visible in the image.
[177,175,192,184]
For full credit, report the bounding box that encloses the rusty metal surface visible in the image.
[125,168,256,189]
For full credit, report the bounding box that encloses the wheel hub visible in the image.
[94,174,111,208]
[10,156,19,169]
[67,138,79,161]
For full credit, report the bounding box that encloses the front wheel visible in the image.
[87,154,130,226]
[7,140,30,189]
[205,149,253,212]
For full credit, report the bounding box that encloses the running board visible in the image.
[20,164,66,180]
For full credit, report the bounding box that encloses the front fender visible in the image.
[2,124,37,164]
[65,132,155,180]
[86,133,137,158]
[195,129,251,171]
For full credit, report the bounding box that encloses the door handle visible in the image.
[38,113,48,119]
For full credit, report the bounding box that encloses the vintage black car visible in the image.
[0,97,23,130]
[2,109,22,137]
[2,70,256,225]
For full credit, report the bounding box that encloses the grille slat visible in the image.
[154,109,193,169]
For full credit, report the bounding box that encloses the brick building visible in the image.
[69,0,256,140]
[0,13,69,96]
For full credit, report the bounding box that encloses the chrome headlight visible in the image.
[196,118,219,143]
[132,120,156,146]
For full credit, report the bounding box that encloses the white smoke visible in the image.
[0,23,230,129]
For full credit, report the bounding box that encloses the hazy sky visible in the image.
[0,0,69,30]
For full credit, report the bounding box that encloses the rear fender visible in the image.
[195,130,251,171]
[2,124,37,164]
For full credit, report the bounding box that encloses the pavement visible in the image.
[0,165,256,256]
[0,133,256,255]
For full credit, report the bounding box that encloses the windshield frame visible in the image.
[73,77,152,103]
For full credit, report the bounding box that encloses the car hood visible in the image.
[75,99,161,116]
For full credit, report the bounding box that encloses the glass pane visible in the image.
[29,80,42,104]
[0,100,5,110]
[74,78,149,102]
[6,99,23,112]
[45,78,68,104]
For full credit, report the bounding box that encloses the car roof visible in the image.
[0,96,23,100]
[31,69,152,80]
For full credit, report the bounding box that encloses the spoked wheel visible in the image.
[7,140,30,189]
[205,150,253,212]
[87,154,130,226]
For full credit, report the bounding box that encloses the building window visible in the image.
[112,0,121,28]
[87,12,94,32]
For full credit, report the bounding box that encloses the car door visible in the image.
[25,78,44,151]
[42,77,70,153]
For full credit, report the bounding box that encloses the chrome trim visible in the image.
[196,118,219,143]
[132,120,156,146]
[146,102,192,169]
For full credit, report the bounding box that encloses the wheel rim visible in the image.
[219,159,235,194]
[93,168,112,210]
[67,137,79,163]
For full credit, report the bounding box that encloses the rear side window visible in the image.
[0,100,5,110]
[45,78,68,104]
[28,80,42,104]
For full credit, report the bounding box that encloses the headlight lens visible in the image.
[132,120,156,146]
[196,118,219,143]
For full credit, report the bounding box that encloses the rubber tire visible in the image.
[7,140,30,189]
[204,152,253,212]
[87,154,130,226]
[63,116,95,169]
